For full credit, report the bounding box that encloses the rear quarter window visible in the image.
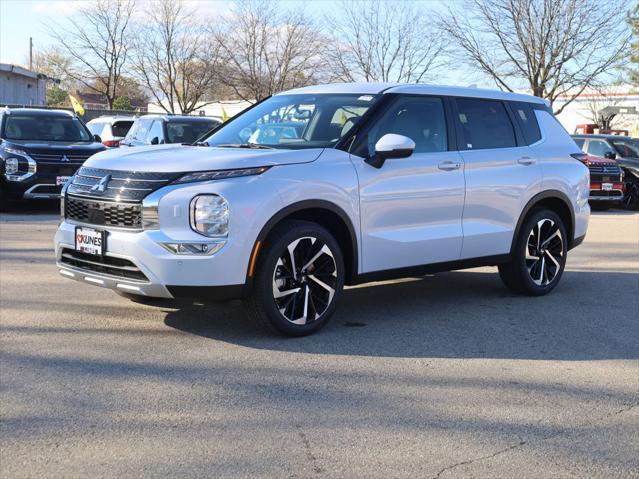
[511,102,542,145]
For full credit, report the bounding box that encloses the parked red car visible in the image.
[571,152,624,209]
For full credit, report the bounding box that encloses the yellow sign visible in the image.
[69,94,85,116]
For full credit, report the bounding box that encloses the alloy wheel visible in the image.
[525,218,564,286]
[623,180,639,210]
[272,236,338,325]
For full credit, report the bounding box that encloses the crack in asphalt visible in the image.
[296,424,324,475]
[431,403,638,479]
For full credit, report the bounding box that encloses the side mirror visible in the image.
[94,134,102,143]
[150,136,159,145]
[366,133,416,168]
[604,151,616,160]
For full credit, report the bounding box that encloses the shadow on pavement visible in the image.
[163,269,639,361]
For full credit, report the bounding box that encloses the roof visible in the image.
[278,82,549,105]
[87,115,136,123]
[1,107,74,117]
[138,114,219,122]
[572,134,637,141]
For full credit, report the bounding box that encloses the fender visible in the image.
[510,190,576,254]
[245,199,359,286]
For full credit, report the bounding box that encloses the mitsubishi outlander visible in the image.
[55,83,590,336]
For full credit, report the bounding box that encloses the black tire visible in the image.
[243,220,345,336]
[623,176,639,211]
[498,208,568,296]
[115,291,168,305]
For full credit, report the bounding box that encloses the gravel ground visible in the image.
[1,205,637,478]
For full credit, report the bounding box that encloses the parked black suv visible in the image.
[120,114,221,147]
[0,108,105,207]
[572,134,639,210]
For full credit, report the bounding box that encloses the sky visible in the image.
[0,0,478,87]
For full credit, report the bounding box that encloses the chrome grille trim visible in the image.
[67,167,180,201]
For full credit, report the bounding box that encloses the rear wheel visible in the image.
[243,220,344,336]
[499,209,568,296]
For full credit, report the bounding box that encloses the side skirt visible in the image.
[350,254,511,285]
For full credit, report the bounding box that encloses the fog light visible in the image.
[4,158,19,175]
[160,241,225,255]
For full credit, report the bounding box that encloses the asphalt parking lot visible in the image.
[0,204,637,478]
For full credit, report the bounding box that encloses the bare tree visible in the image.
[132,0,220,114]
[440,0,632,114]
[213,0,327,101]
[48,0,135,109]
[325,0,445,83]
[582,85,630,129]
[30,47,77,91]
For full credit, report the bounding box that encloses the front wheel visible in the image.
[243,220,344,336]
[499,209,568,296]
[623,176,639,211]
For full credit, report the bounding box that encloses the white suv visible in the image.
[55,83,590,336]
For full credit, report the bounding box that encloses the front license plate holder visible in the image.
[75,227,105,256]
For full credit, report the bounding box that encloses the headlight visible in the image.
[5,158,19,175]
[190,194,229,237]
[175,166,270,184]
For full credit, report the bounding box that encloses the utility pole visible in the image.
[29,37,33,70]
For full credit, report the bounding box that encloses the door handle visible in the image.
[438,161,462,171]
[518,156,537,165]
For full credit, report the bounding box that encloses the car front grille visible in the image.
[67,167,180,202]
[66,196,142,229]
[60,248,149,282]
[588,164,622,176]
[28,150,96,163]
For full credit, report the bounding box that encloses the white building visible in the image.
[0,63,49,106]
[553,85,639,136]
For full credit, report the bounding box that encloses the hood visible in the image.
[5,139,105,152]
[84,144,324,172]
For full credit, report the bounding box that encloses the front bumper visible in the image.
[3,165,79,200]
[55,220,248,300]
[588,189,624,202]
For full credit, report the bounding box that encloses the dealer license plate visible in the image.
[602,183,613,191]
[75,227,104,256]
[56,176,71,186]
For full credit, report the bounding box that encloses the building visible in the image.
[147,99,253,120]
[553,85,639,136]
[0,63,49,106]
[74,91,148,112]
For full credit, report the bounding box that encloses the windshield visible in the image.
[167,120,218,144]
[203,94,379,149]
[613,140,639,158]
[3,114,93,142]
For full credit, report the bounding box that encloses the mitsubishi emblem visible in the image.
[91,174,111,193]
[61,155,70,162]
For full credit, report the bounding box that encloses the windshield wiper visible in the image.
[192,141,210,147]
[214,143,275,150]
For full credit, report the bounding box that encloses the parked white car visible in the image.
[55,83,590,336]
[86,115,136,148]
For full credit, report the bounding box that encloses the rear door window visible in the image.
[455,98,516,150]
[510,102,542,145]
[111,121,134,138]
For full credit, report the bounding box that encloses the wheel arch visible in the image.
[245,200,359,286]
[511,190,576,254]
